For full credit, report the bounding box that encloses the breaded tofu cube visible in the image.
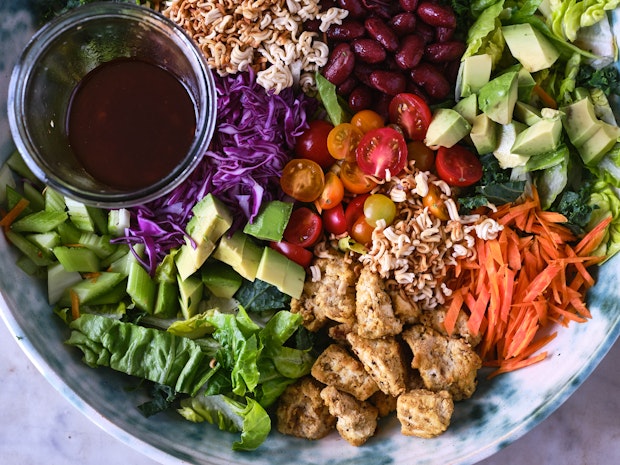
[320,385,378,446]
[368,390,398,418]
[402,324,482,401]
[327,322,355,343]
[419,307,482,347]
[276,376,336,440]
[389,288,422,325]
[346,333,407,397]
[311,344,379,401]
[397,389,454,438]
[355,267,402,338]
[290,255,356,331]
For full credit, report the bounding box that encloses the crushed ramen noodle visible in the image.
[160,0,347,93]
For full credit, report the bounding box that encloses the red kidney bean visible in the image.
[394,34,425,70]
[415,21,436,44]
[352,38,387,64]
[337,76,358,96]
[390,12,417,36]
[399,0,419,12]
[337,0,367,18]
[349,85,374,112]
[323,43,356,86]
[365,17,400,52]
[416,2,457,28]
[436,26,455,42]
[303,19,321,33]
[410,62,450,100]
[369,70,407,96]
[374,92,392,120]
[327,19,366,41]
[424,41,466,63]
[353,61,375,87]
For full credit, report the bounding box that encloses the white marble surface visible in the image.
[1,315,619,465]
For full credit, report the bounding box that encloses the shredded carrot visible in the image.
[0,198,30,230]
[70,289,81,320]
[444,186,609,376]
[533,84,558,109]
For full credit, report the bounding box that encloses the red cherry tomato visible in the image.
[356,127,408,180]
[350,215,374,245]
[388,93,432,141]
[295,120,335,169]
[283,207,323,248]
[270,241,313,268]
[280,159,325,203]
[344,193,370,232]
[322,203,347,235]
[407,140,435,172]
[435,145,483,187]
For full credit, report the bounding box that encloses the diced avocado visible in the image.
[514,102,542,126]
[517,67,536,102]
[452,93,478,125]
[478,71,519,125]
[176,238,217,281]
[470,113,497,155]
[424,108,472,149]
[511,110,563,156]
[212,230,262,281]
[493,121,530,168]
[456,53,492,98]
[201,261,243,299]
[577,121,620,166]
[177,274,203,319]
[502,23,560,72]
[561,97,602,147]
[255,247,306,299]
[243,200,293,241]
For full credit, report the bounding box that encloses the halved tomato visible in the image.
[340,160,377,194]
[280,159,325,202]
[355,127,408,180]
[327,123,363,161]
[388,93,432,141]
[269,241,313,268]
[435,145,483,187]
[283,207,323,248]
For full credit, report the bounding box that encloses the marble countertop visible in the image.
[1,316,619,465]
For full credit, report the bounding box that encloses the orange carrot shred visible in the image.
[70,289,81,320]
[0,198,30,230]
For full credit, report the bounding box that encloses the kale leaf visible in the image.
[234,279,292,313]
[576,64,620,96]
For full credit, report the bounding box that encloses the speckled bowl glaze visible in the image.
[1,3,620,465]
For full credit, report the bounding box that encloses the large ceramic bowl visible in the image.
[1,3,620,465]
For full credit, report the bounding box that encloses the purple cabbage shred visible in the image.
[114,69,316,275]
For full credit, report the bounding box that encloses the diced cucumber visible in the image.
[5,230,54,267]
[47,262,82,305]
[53,246,100,272]
[127,260,156,313]
[10,210,68,233]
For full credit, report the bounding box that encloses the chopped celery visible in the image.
[78,231,117,259]
[22,182,45,212]
[58,272,127,306]
[47,262,82,305]
[108,208,131,237]
[127,260,156,313]
[109,244,144,275]
[86,206,108,235]
[84,281,129,306]
[11,210,68,233]
[44,187,66,212]
[27,232,61,257]
[5,230,54,267]
[53,246,100,272]
[155,253,177,283]
[16,255,44,277]
[0,163,16,205]
[65,197,95,232]
[153,281,180,318]
[100,243,130,269]
[5,185,32,217]
[6,150,37,183]
[57,221,82,245]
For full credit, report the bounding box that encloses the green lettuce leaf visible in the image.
[463,0,506,61]
[66,314,213,395]
[178,395,271,451]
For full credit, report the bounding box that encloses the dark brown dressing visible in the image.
[67,58,196,190]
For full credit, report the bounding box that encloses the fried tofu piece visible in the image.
[389,288,422,325]
[402,325,482,401]
[355,267,402,338]
[290,255,356,331]
[327,322,355,343]
[320,385,378,446]
[419,307,482,347]
[368,390,398,418]
[276,377,336,440]
[396,389,454,438]
[346,333,407,397]
[311,344,379,401]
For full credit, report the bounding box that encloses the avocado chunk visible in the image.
[470,113,497,155]
[478,70,519,125]
[517,67,536,102]
[502,23,560,72]
[177,274,203,319]
[424,108,471,149]
[561,97,604,147]
[212,230,263,281]
[453,93,478,125]
[255,247,305,299]
[511,109,563,156]
[513,102,542,126]
[577,121,620,166]
[456,53,492,98]
[243,200,293,241]
[201,261,243,299]
[493,121,530,168]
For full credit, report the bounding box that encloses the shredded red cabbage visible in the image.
[114,70,316,274]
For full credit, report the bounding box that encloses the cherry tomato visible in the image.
[317,172,345,210]
[388,93,432,141]
[350,215,375,245]
[356,127,408,180]
[407,140,435,172]
[283,207,323,248]
[322,203,347,235]
[435,145,483,187]
[327,123,363,161]
[280,159,325,202]
[270,241,313,268]
[423,184,450,221]
[295,120,335,169]
[340,160,377,194]
[364,194,397,227]
[350,109,385,134]
[344,193,370,231]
